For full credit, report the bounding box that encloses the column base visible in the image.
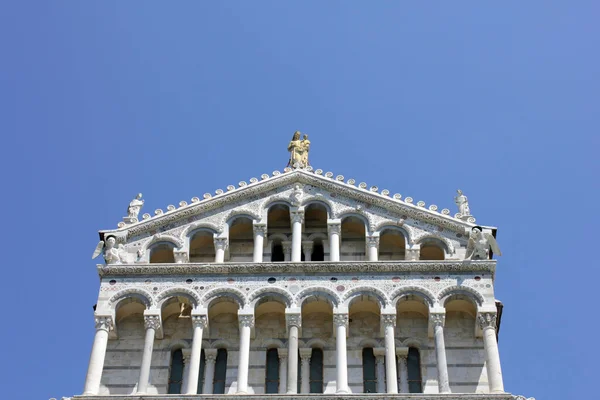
[336,389,350,394]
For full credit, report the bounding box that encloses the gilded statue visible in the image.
[287,131,310,168]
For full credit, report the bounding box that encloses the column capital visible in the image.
[277,348,288,359]
[191,314,208,329]
[302,241,314,252]
[174,250,189,264]
[253,222,267,236]
[290,210,305,224]
[238,314,255,328]
[299,348,312,360]
[205,348,218,363]
[94,315,114,332]
[381,313,397,328]
[373,347,386,359]
[396,346,409,358]
[144,314,162,330]
[333,313,349,327]
[366,234,380,248]
[286,313,302,329]
[477,312,497,330]
[182,348,192,363]
[327,220,342,235]
[430,312,446,328]
[213,236,228,251]
[282,241,293,254]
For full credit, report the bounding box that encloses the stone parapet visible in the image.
[97,260,496,278]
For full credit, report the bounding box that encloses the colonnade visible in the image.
[82,307,504,395]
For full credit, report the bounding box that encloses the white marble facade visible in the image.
[79,167,518,399]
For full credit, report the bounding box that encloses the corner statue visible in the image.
[127,193,144,219]
[454,189,470,216]
[287,131,310,168]
[465,227,502,260]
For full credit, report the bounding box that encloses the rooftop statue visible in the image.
[454,189,470,216]
[287,131,310,168]
[465,227,502,260]
[92,236,123,264]
[127,193,144,220]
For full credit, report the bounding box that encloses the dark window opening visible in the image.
[272,244,284,262]
[265,348,280,393]
[167,349,184,394]
[213,348,228,394]
[407,347,422,393]
[362,348,377,393]
[309,348,324,393]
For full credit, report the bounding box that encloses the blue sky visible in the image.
[1,2,598,399]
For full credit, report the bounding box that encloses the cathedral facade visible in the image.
[72,138,533,400]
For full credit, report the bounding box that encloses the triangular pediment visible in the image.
[101,169,488,259]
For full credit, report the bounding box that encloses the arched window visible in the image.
[407,347,422,393]
[189,231,215,262]
[419,240,445,260]
[197,349,206,394]
[309,348,324,393]
[362,347,377,393]
[167,349,184,394]
[341,216,366,260]
[150,242,175,263]
[265,348,280,393]
[213,348,228,394]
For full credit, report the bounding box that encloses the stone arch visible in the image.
[261,197,295,220]
[168,339,190,351]
[359,338,382,349]
[415,235,454,255]
[438,286,484,307]
[305,338,328,349]
[248,287,294,308]
[263,338,286,349]
[338,211,373,233]
[109,288,153,309]
[269,233,290,242]
[402,337,424,349]
[301,198,333,218]
[296,286,340,308]
[223,209,261,227]
[390,286,436,307]
[143,234,184,251]
[307,232,328,241]
[376,224,413,245]
[208,339,235,349]
[181,222,220,241]
[156,287,201,308]
[342,286,389,309]
[202,287,246,309]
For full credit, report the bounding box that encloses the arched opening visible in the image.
[265,348,280,393]
[111,297,148,381]
[189,231,215,262]
[267,204,291,233]
[305,203,328,232]
[167,349,184,394]
[309,348,324,393]
[396,295,429,339]
[228,217,254,262]
[213,348,228,394]
[341,216,366,261]
[407,347,422,393]
[255,296,286,344]
[419,240,445,260]
[311,238,325,262]
[362,347,377,393]
[379,229,406,260]
[149,242,175,263]
[301,296,334,340]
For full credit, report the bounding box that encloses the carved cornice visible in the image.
[101,170,479,240]
[73,394,517,400]
[98,260,496,277]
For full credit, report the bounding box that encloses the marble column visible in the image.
[328,220,341,262]
[282,241,292,262]
[236,313,254,394]
[278,348,288,394]
[300,348,312,393]
[202,349,218,394]
[396,347,409,393]
[137,314,161,394]
[252,223,267,263]
[302,241,313,262]
[374,348,386,393]
[431,313,450,394]
[285,312,301,394]
[367,235,380,262]
[382,314,398,393]
[184,315,207,394]
[478,312,504,393]
[333,313,349,393]
[214,237,228,263]
[290,210,304,262]
[83,316,113,395]
[181,349,192,393]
